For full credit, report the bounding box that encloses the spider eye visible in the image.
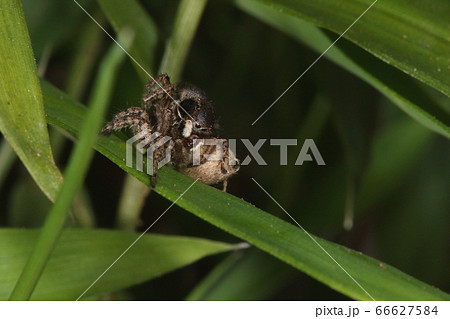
[180,99,199,115]
[195,123,202,129]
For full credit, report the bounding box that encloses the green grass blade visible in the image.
[61,18,106,228]
[185,253,244,301]
[319,71,379,229]
[97,0,158,78]
[0,0,62,201]
[0,229,242,300]
[235,0,450,139]
[65,14,105,100]
[186,249,292,300]
[159,0,208,82]
[42,82,450,300]
[115,176,151,231]
[8,32,132,300]
[237,0,450,96]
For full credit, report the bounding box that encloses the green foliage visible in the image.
[0,0,449,301]
[235,0,450,139]
[96,0,158,78]
[0,229,241,300]
[8,29,133,301]
[0,0,62,201]
[237,0,450,97]
[42,82,449,300]
[159,0,208,81]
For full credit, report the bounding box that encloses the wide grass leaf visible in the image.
[0,229,240,300]
[235,0,450,139]
[0,0,62,201]
[42,81,450,300]
[237,0,450,97]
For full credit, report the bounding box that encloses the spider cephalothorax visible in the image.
[175,83,215,138]
[101,74,239,191]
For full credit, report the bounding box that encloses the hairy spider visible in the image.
[101,74,239,191]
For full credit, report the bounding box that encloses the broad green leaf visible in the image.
[237,0,450,97]
[235,0,450,139]
[96,0,158,79]
[42,81,450,300]
[0,0,62,201]
[0,229,241,300]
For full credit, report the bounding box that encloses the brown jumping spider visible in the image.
[101,74,239,191]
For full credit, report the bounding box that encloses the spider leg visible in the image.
[222,179,228,192]
[221,139,229,174]
[157,108,176,136]
[143,74,175,110]
[220,139,232,191]
[101,107,151,136]
[150,172,157,188]
[145,74,171,93]
[143,85,174,106]
[151,144,161,188]
[148,136,173,188]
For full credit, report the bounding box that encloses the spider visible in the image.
[101,74,239,191]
